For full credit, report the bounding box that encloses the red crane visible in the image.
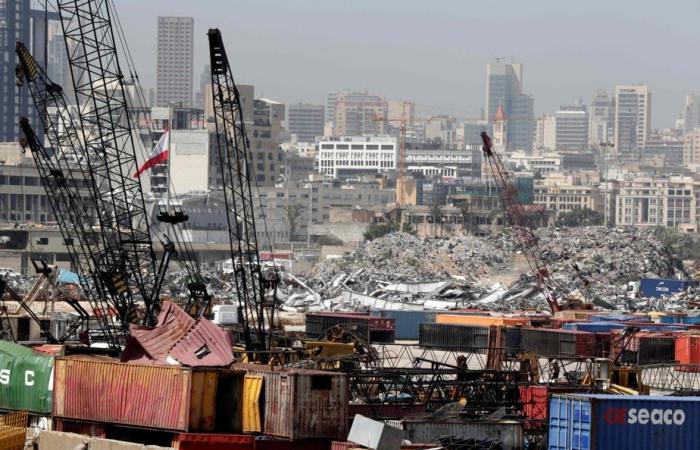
[480,132,561,313]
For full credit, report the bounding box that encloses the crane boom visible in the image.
[480,132,560,313]
[207,28,270,353]
[57,0,159,323]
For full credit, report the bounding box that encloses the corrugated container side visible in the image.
[562,322,625,333]
[171,433,255,450]
[676,334,700,371]
[549,394,700,450]
[504,327,522,355]
[402,420,522,450]
[52,418,106,438]
[53,357,193,431]
[370,310,436,340]
[435,314,529,327]
[418,323,489,352]
[242,367,348,441]
[0,343,54,414]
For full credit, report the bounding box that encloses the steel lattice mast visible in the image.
[56,0,158,323]
[208,28,270,352]
[480,132,561,313]
[16,42,126,346]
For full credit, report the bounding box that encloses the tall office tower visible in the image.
[589,90,613,146]
[47,22,73,99]
[288,103,325,142]
[194,64,210,109]
[332,91,387,136]
[1,0,29,141]
[156,16,194,107]
[486,61,534,152]
[683,94,700,135]
[554,101,589,151]
[614,84,651,156]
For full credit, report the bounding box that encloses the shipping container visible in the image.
[675,334,700,371]
[52,418,106,438]
[640,278,696,298]
[518,385,595,422]
[562,322,625,333]
[520,328,595,357]
[590,314,645,323]
[237,365,348,441]
[171,433,255,450]
[611,332,677,365]
[254,437,332,450]
[305,313,395,343]
[549,394,700,450]
[369,310,436,340]
[52,356,244,432]
[0,340,54,414]
[418,323,489,352]
[435,314,529,327]
[401,419,523,450]
[504,327,522,355]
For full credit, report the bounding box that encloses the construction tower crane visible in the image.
[207,28,275,354]
[55,0,161,324]
[480,132,561,313]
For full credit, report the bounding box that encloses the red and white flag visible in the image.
[133,129,170,178]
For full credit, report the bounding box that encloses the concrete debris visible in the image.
[279,227,686,314]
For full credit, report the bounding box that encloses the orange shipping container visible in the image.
[435,314,529,327]
[676,334,700,372]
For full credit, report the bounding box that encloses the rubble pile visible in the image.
[300,232,509,295]
[282,226,688,313]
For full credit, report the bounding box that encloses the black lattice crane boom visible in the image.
[15,42,131,346]
[56,0,159,323]
[207,28,271,353]
[480,132,561,313]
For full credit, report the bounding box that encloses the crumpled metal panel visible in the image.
[121,301,233,367]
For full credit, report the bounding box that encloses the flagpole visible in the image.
[167,104,172,211]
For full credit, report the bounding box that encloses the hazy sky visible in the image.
[114,0,700,128]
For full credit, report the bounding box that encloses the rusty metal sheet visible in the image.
[53,356,192,431]
[121,301,233,367]
[170,319,234,367]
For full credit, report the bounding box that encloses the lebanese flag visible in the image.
[133,129,170,178]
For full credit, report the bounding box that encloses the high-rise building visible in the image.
[194,64,210,109]
[683,94,700,135]
[589,90,613,146]
[485,61,535,152]
[46,22,73,100]
[156,16,194,107]
[683,129,700,166]
[0,0,46,142]
[535,115,556,151]
[554,101,589,151]
[387,100,415,126]
[332,91,387,136]
[287,103,325,142]
[614,84,651,155]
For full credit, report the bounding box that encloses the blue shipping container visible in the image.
[562,322,626,333]
[640,278,697,299]
[549,394,700,450]
[370,310,436,340]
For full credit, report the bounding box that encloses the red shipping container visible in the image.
[676,334,700,372]
[172,433,255,450]
[518,385,593,422]
[255,438,331,450]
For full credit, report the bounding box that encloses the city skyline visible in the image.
[114,0,700,129]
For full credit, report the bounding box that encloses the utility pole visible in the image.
[599,142,614,227]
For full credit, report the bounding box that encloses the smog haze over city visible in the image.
[5,1,700,448]
[117,0,700,127]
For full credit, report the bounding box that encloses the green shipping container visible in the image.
[0,341,53,414]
